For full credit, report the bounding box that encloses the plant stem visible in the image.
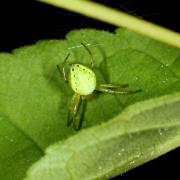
[39,0,180,49]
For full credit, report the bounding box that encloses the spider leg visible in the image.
[67,93,81,127]
[73,99,87,131]
[98,83,129,89]
[81,43,94,69]
[96,85,141,94]
[57,53,70,83]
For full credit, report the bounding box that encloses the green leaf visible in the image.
[0,114,43,179]
[0,29,180,179]
[25,92,180,180]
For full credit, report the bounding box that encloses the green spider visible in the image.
[57,43,141,130]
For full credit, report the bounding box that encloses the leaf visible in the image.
[0,29,180,179]
[25,92,180,180]
[0,114,43,180]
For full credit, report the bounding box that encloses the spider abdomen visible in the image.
[69,64,96,95]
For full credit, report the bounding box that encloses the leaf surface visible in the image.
[26,92,180,180]
[0,29,179,179]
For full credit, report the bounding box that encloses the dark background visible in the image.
[0,0,179,178]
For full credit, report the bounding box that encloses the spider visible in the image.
[57,43,141,130]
